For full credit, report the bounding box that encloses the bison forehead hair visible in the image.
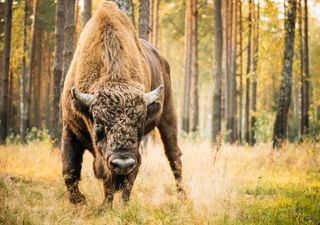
[90,84,147,147]
[91,84,147,124]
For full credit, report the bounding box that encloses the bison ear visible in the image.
[146,101,161,118]
[71,87,95,117]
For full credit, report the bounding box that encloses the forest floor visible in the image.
[0,140,319,225]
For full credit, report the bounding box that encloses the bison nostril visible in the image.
[110,158,136,174]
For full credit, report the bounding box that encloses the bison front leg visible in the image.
[103,177,115,207]
[158,112,187,200]
[61,126,86,204]
[121,168,139,203]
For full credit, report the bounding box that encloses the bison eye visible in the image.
[94,124,105,140]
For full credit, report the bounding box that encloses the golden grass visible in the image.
[0,140,319,224]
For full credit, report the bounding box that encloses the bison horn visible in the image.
[71,87,95,107]
[144,85,164,105]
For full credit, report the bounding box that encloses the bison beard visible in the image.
[60,1,186,206]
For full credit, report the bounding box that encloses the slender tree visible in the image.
[182,0,193,133]
[51,0,65,142]
[138,0,150,41]
[152,0,160,48]
[212,0,223,142]
[74,0,79,47]
[238,0,243,142]
[223,0,230,123]
[0,0,13,144]
[26,0,39,130]
[20,0,28,143]
[302,0,309,136]
[190,0,199,132]
[229,0,238,143]
[83,0,92,25]
[63,0,75,82]
[250,0,259,146]
[298,0,304,138]
[273,0,297,148]
[244,0,252,144]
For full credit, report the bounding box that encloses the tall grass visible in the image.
[0,140,319,224]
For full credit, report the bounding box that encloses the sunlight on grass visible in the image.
[0,141,319,224]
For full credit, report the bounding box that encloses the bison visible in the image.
[61,1,185,205]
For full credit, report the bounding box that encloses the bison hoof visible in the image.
[69,192,86,204]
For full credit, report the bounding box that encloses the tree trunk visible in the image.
[35,31,42,128]
[244,0,252,144]
[223,0,230,123]
[182,0,193,133]
[63,0,75,82]
[238,0,243,143]
[83,0,92,26]
[26,0,39,131]
[74,0,79,47]
[229,0,238,143]
[212,0,223,142]
[138,0,150,41]
[8,69,13,131]
[45,46,51,130]
[298,0,304,139]
[51,0,65,143]
[190,0,199,132]
[150,0,154,42]
[273,0,297,148]
[250,0,259,146]
[112,0,134,22]
[152,0,160,48]
[0,0,13,144]
[302,0,309,136]
[20,0,28,143]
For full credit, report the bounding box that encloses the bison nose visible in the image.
[109,158,136,175]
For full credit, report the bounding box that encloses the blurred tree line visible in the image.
[0,0,319,146]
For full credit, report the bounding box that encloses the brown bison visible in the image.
[61,1,185,205]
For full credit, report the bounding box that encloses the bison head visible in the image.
[71,84,163,175]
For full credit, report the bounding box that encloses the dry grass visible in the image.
[0,140,319,224]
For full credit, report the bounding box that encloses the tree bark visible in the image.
[138,0,150,41]
[182,0,193,133]
[20,0,28,143]
[63,0,75,82]
[51,0,66,143]
[83,0,92,26]
[302,0,309,136]
[273,0,297,148]
[0,0,13,144]
[298,0,304,139]
[26,0,39,131]
[152,0,160,48]
[238,0,243,143]
[112,0,134,22]
[34,31,42,128]
[212,0,223,142]
[223,0,230,123]
[190,0,199,132]
[250,0,259,146]
[229,0,238,143]
[244,0,252,144]
[74,0,79,47]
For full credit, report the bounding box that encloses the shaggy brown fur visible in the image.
[61,1,185,205]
